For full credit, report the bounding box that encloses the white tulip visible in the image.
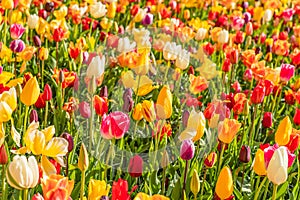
[132,28,151,46]
[267,146,288,185]
[28,14,39,29]
[89,2,107,18]
[86,55,105,80]
[118,37,136,53]
[263,9,273,23]
[195,28,207,41]
[175,48,190,70]
[218,29,229,44]
[6,155,39,190]
[163,42,181,60]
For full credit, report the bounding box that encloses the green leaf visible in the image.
[171,179,181,200]
[276,182,289,199]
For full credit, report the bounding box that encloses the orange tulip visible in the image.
[253,149,267,176]
[275,116,292,146]
[189,74,208,94]
[141,100,156,122]
[218,118,241,144]
[41,174,74,200]
[215,166,233,199]
[20,77,40,106]
[156,85,172,119]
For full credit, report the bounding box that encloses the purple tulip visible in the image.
[142,13,153,26]
[29,109,39,123]
[33,35,41,47]
[182,110,190,128]
[79,101,91,118]
[9,39,25,53]
[61,132,74,153]
[180,139,195,160]
[122,88,133,112]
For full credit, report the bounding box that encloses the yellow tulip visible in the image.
[54,5,68,20]
[132,103,143,121]
[134,193,169,200]
[20,46,36,61]
[156,85,172,119]
[134,75,156,96]
[253,149,267,176]
[0,87,17,111]
[121,71,135,88]
[275,116,292,146]
[107,2,117,18]
[20,77,40,106]
[1,0,14,9]
[0,102,12,122]
[9,10,23,24]
[88,179,111,200]
[0,123,4,146]
[78,143,89,172]
[215,166,233,199]
[100,17,112,30]
[141,100,156,122]
[39,47,49,61]
[190,169,200,196]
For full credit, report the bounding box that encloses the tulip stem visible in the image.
[253,176,267,200]
[262,179,270,200]
[271,84,281,113]
[217,142,225,176]
[241,164,245,191]
[44,101,48,128]
[163,61,171,84]
[89,93,94,152]
[41,60,45,87]
[162,167,166,195]
[23,106,29,136]
[56,42,59,66]
[199,167,207,200]
[248,104,257,146]
[23,189,28,200]
[182,160,189,200]
[3,10,8,45]
[272,184,278,200]
[2,165,6,200]
[80,171,86,200]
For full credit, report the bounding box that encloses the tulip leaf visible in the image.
[234,186,243,199]
[171,179,181,200]
[276,182,289,199]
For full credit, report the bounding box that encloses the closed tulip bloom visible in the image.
[0,102,12,122]
[90,2,107,18]
[280,64,295,82]
[1,0,14,9]
[112,178,130,200]
[180,139,195,160]
[88,179,111,200]
[218,29,229,44]
[267,146,288,185]
[93,95,108,117]
[286,133,300,152]
[132,103,143,121]
[0,144,8,165]
[30,109,39,123]
[10,24,26,39]
[79,101,91,118]
[190,169,200,196]
[123,88,133,113]
[28,14,39,29]
[263,9,273,23]
[128,155,143,177]
[218,118,241,144]
[142,13,153,25]
[253,149,267,176]
[20,77,40,106]
[262,112,273,128]
[215,167,233,199]
[39,47,49,60]
[251,85,265,104]
[275,116,292,146]
[204,152,217,168]
[78,143,89,172]
[293,108,300,125]
[41,174,74,200]
[156,85,172,119]
[175,48,190,70]
[163,42,180,60]
[6,155,39,190]
[195,28,207,41]
[101,111,130,139]
[10,39,25,53]
[42,84,52,101]
[86,55,105,86]
[107,2,117,18]
[239,145,251,163]
[245,22,253,35]
[141,100,156,122]
[61,132,74,153]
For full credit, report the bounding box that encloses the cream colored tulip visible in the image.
[267,146,288,185]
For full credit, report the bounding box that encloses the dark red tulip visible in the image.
[42,84,52,101]
[239,145,251,163]
[262,112,273,128]
[61,132,74,153]
[35,94,46,108]
[128,155,143,177]
[30,109,39,123]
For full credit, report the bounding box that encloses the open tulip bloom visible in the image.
[1,1,300,200]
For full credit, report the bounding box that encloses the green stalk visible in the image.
[23,106,29,138]
[253,176,267,200]
[163,60,171,84]
[248,104,257,146]
[89,93,94,152]
[23,189,28,200]
[3,10,8,45]
[272,184,278,200]
[2,165,6,200]
[80,171,86,200]
[182,160,189,200]
[199,167,207,200]
[162,167,166,195]
[217,143,225,176]
[44,101,48,128]
[262,179,270,200]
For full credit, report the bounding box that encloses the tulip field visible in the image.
[1,0,300,199]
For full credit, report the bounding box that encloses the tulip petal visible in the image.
[30,131,46,155]
[42,125,55,143]
[28,156,39,188]
[41,155,57,176]
[178,127,197,141]
[43,138,68,157]
[11,120,21,147]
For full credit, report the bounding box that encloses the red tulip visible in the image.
[204,152,217,168]
[258,80,273,96]
[245,22,253,35]
[280,64,295,82]
[35,94,46,108]
[128,155,143,177]
[285,90,296,105]
[286,134,300,152]
[93,95,108,117]
[239,145,251,163]
[42,84,52,101]
[180,139,195,160]
[0,144,8,165]
[262,112,273,128]
[10,24,25,39]
[100,111,130,140]
[30,109,39,123]
[229,49,239,64]
[53,27,65,42]
[112,178,130,200]
[222,58,231,72]
[293,108,300,125]
[250,85,265,104]
[243,69,253,81]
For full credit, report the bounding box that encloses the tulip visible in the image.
[163,42,180,60]
[190,169,200,197]
[263,9,273,23]
[30,109,38,123]
[112,178,130,200]
[218,118,241,144]
[61,132,74,153]
[286,133,300,152]
[156,85,172,119]
[20,77,40,106]
[88,179,111,200]
[243,69,253,81]
[293,108,300,125]
[204,152,217,168]
[262,112,273,128]
[141,100,156,122]
[10,24,25,39]
[132,103,143,121]
[142,13,153,25]
[107,2,117,18]
[6,155,39,190]
[39,47,49,60]
[1,0,14,9]
[53,27,66,42]
[195,28,207,41]
[32,193,44,200]
[44,1,54,12]
[280,64,295,82]
[100,111,130,139]
[28,14,39,29]
[253,149,267,176]
[42,84,52,101]
[189,74,208,94]
[79,101,91,118]
[239,145,251,163]
[175,48,190,70]
[134,193,169,200]
[0,144,8,165]
[78,143,89,172]
[161,150,170,168]
[245,22,253,35]
[128,155,143,177]
[0,102,12,122]
[275,116,292,146]
[215,167,233,199]
[122,88,133,113]
[180,139,195,160]
[41,174,74,200]
[90,2,107,18]
[250,85,265,104]
[86,55,105,87]
[93,95,108,117]
[267,146,288,185]
[218,29,229,44]
[9,39,25,53]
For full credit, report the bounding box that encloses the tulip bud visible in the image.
[78,101,91,118]
[9,39,25,53]
[142,13,153,25]
[293,108,300,125]
[182,110,190,128]
[78,143,89,172]
[45,2,54,12]
[222,58,231,72]
[122,89,133,113]
[128,155,143,177]
[61,132,74,153]
[141,100,156,122]
[99,85,108,98]
[20,77,40,106]
[33,35,41,47]
[245,22,253,35]
[30,109,39,123]
[88,76,97,95]
[180,139,195,160]
[286,133,299,152]
[161,150,170,168]
[42,84,52,101]
[242,101,249,116]
[0,144,8,165]
[262,112,273,128]
[253,149,267,176]
[190,169,200,196]
[204,152,217,168]
[28,14,39,30]
[59,70,65,83]
[215,167,233,199]
[267,146,288,185]
[250,85,265,104]
[275,116,292,146]
[239,145,251,163]
[230,49,239,64]
[156,85,172,119]
[132,103,143,121]
[39,47,49,60]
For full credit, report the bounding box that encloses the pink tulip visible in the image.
[180,139,195,160]
[101,111,130,139]
[263,143,296,168]
[10,24,26,40]
[280,64,295,82]
[79,101,91,118]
